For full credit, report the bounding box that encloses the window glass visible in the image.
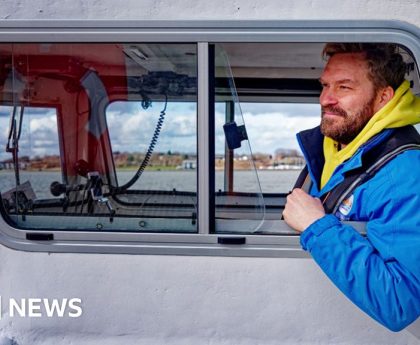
[212,42,420,236]
[107,101,196,192]
[239,102,320,193]
[212,43,325,234]
[0,105,61,199]
[0,43,198,233]
[214,45,265,234]
[1,40,418,239]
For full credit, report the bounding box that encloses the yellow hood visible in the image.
[321,80,420,189]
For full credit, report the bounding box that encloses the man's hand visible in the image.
[283,188,325,233]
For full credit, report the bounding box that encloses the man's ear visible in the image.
[375,86,394,111]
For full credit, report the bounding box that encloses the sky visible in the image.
[238,103,321,155]
[0,106,59,161]
[107,101,321,156]
[0,102,321,162]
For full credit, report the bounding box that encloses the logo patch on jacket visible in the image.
[338,194,354,217]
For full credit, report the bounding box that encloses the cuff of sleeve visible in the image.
[300,214,341,251]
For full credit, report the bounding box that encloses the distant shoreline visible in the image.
[0,167,303,173]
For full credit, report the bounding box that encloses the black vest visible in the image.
[294,126,420,214]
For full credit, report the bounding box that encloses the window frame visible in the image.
[0,20,419,257]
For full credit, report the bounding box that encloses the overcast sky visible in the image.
[0,102,321,161]
[239,103,320,154]
[0,106,60,161]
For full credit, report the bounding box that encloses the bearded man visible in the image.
[283,43,420,331]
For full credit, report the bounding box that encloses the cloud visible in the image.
[0,109,11,117]
[107,101,197,154]
[215,103,321,154]
[239,103,320,118]
[243,111,320,152]
[0,108,60,160]
[0,102,322,162]
[19,121,60,158]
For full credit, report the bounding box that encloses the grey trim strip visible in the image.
[0,20,418,33]
[197,42,210,235]
[0,30,418,46]
[0,213,366,257]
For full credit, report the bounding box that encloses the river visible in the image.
[0,170,300,198]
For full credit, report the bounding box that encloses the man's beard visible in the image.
[320,98,376,145]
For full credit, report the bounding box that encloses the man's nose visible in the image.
[320,88,338,107]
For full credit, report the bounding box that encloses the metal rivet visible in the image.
[139,221,147,228]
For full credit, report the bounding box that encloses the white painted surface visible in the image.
[0,0,418,26]
[0,1,420,344]
[0,248,420,344]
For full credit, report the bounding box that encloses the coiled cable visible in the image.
[111,94,168,194]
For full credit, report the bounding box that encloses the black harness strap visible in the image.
[324,143,420,214]
[293,165,310,192]
[295,126,420,214]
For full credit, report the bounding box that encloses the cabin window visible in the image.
[0,23,419,255]
[0,43,198,233]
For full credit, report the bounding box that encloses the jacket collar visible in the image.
[296,126,394,195]
[296,126,324,192]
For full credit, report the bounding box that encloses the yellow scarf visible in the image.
[321,80,420,189]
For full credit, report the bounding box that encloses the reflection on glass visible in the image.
[214,45,265,234]
[0,106,61,205]
[239,102,320,194]
[107,101,197,192]
[0,43,198,233]
[213,43,325,235]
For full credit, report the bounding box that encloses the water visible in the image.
[0,170,300,199]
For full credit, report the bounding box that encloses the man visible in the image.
[283,43,420,331]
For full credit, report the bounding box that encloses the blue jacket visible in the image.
[297,126,420,331]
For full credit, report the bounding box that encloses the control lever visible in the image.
[50,181,85,197]
[87,172,115,221]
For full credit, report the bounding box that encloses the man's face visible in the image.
[319,52,379,145]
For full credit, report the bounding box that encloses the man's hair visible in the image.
[322,43,407,91]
